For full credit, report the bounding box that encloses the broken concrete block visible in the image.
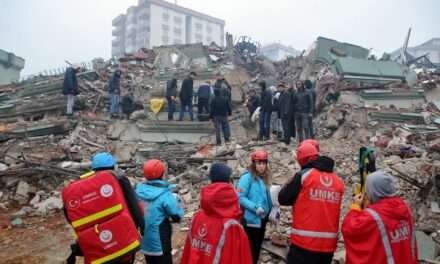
[416,231,438,260]
[431,202,440,214]
[15,181,30,198]
[11,217,24,228]
[29,193,41,206]
[34,197,63,215]
[0,163,7,171]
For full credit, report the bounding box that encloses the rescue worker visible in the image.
[65,152,144,264]
[237,150,273,264]
[342,171,418,264]
[278,141,345,264]
[181,163,252,264]
[135,159,184,264]
[62,64,81,116]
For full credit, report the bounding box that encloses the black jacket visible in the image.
[179,77,193,103]
[62,67,79,95]
[278,156,335,206]
[293,89,313,114]
[247,95,260,116]
[307,88,316,113]
[214,79,232,102]
[121,94,135,115]
[260,89,273,112]
[210,94,232,118]
[166,78,177,99]
[108,71,121,95]
[279,90,295,118]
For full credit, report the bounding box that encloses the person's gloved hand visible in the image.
[256,207,265,218]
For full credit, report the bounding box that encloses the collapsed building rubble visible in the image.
[0,36,440,263]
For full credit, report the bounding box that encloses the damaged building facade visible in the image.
[112,0,225,57]
[0,49,25,85]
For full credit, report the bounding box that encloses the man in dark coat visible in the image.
[293,80,313,142]
[108,69,122,117]
[179,72,196,121]
[62,65,80,116]
[166,75,178,121]
[214,73,232,104]
[258,81,272,141]
[246,89,260,118]
[278,83,295,144]
[304,79,316,138]
[210,89,232,145]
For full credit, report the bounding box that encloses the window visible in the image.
[162,35,169,44]
[162,24,169,31]
[195,23,202,31]
[195,33,203,40]
[173,39,182,44]
[206,25,212,33]
[162,13,170,20]
[173,27,182,35]
[174,16,182,24]
[206,36,212,43]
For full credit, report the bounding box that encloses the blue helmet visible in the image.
[91,152,116,170]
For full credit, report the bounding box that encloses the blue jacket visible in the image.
[237,171,272,227]
[197,84,212,100]
[135,180,184,255]
[108,71,121,95]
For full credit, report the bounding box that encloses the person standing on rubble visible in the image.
[62,64,81,116]
[304,79,316,138]
[245,89,260,119]
[258,81,273,141]
[279,82,295,145]
[271,85,282,139]
[293,80,313,142]
[237,150,273,264]
[166,75,178,121]
[181,163,253,264]
[342,171,418,264]
[210,88,232,145]
[214,72,232,104]
[108,69,122,118]
[278,141,345,264]
[196,80,212,118]
[179,72,196,121]
[135,159,184,264]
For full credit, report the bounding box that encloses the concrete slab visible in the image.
[416,231,438,260]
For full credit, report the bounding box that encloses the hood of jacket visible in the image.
[370,197,412,222]
[200,182,242,220]
[305,155,335,173]
[136,180,175,202]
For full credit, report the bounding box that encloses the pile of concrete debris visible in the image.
[1,35,440,263]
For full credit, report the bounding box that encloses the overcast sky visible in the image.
[0,0,438,75]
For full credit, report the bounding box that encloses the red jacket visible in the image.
[181,183,252,264]
[342,197,417,264]
[291,168,344,252]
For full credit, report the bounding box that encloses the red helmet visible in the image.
[143,159,165,179]
[251,150,268,162]
[296,142,319,167]
[299,139,320,152]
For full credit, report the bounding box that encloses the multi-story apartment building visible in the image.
[112,0,225,57]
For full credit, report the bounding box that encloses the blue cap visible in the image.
[91,152,116,170]
[209,163,232,183]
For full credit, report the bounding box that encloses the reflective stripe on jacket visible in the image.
[291,168,344,252]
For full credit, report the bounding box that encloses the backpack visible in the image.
[62,171,141,264]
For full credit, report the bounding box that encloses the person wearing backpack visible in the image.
[63,152,144,264]
[237,150,273,264]
[135,159,184,264]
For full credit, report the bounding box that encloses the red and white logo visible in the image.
[99,230,113,243]
[67,198,80,209]
[197,224,208,238]
[100,184,114,198]
[320,175,333,188]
